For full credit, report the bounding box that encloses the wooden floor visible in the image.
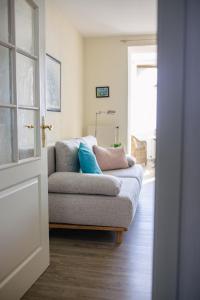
[22,175,155,300]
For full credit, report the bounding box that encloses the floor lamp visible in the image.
[95,110,116,137]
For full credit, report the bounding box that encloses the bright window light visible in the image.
[132,66,157,138]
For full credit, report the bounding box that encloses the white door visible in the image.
[0,0,50,299]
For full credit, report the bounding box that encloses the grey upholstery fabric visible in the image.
[48,145,56,176]
[103,164,143,187]
[55,139,80,172]
[47,136,143,229]
[126,155,135,167]
[55,136,97,172]
[49,177,140,228]
[48,172,122,196]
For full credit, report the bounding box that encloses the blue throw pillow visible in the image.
[78,142,102,174]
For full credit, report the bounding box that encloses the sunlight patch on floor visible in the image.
[143,162,155,184]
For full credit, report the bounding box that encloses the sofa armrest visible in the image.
[126,155,136,167]
[48,172,122,196]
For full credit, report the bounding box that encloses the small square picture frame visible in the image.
[96,86,110,98]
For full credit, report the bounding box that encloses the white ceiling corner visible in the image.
[58,0,157,37]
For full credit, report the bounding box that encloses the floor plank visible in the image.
[22,176,154,300]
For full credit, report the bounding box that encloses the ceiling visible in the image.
[59,0,157,37]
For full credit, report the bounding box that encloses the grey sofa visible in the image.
[48,136,143,243]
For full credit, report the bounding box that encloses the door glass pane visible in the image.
[18,109,36,160]
[16,53,35,106]
[15,0,35,54]
[0,0,9,42]
[0,46,11,104]
[0,108,13,165]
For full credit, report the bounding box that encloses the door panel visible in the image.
[0,45,11,104]
[18,109,36,159]
[16,54,36,107]
[0,178,41,283]
[0,107,13,164]
[0,1,49,299]
[0,0,9,43]
[15,0,35,55]
[0,159,42,191]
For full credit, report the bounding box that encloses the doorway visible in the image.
[125,44,157,299]
[128,45,157,175]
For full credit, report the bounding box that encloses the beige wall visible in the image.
[44,3,156,149]
[45,0,83,144]
[84,35,156,150]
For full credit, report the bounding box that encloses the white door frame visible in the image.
[152,0,186,299]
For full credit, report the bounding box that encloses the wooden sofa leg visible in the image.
[116,231,123,244]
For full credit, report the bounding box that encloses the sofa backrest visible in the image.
[48,145,56,176]
[47,136,97,176]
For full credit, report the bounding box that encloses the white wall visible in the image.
[45,0,83,144]
[44,6,156,149]
[84,35,156,150]
[84,36,128,148]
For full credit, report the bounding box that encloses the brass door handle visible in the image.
[25,124,34,129]
[40,124,53,131]
[41,117,53,147]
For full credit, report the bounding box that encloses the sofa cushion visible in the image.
[55,139,80,172]
[93,145,129,171]
[78,143,102,174]
[49,177,140,228]
[48,172,122,196]
[55,136,97,172]
[103,164,143,187]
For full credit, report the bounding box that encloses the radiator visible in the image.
[87,125,116,147]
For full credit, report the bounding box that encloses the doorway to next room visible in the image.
[128,45,157,180]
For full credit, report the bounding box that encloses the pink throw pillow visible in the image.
[93,145,129,171]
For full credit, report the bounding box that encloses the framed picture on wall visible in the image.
[46,54,61,112]
[96,86,110,98]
